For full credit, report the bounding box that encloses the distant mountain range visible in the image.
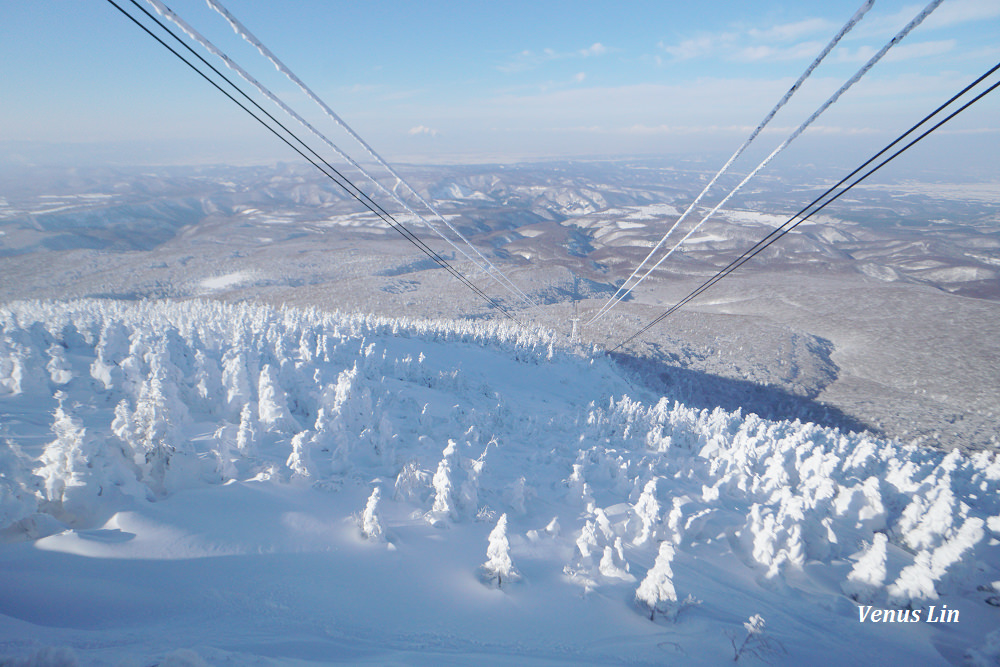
[0,159,997,452]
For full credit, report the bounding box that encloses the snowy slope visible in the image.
[0,300,998,666]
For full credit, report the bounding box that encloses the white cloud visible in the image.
[498,42,611,73]
[619,123,751,135]
[850,0,999,40]
[481,79,790,125]
[962,45,1000,60]
[339,84,423,103]
[496,49,552,73]
[798,124,881,136]
[835,44,877,64]
[468,70,971,137]
[937,127,1000,135]
[660,14,838,62]
[539,123,880,137]
[345,84,381,94]
[734,40,826,63]
[886,39,957,62]
[408,125,439,137]
[921,0,1000,29]
[749,18,834,42]
[660,34,732,60]
[849,5,927,39]
[835,70,974,100]
[573,72,586,83]
[835,39,956,63]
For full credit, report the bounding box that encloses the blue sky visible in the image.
[1,0,998,172]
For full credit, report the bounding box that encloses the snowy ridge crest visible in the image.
[1,299,999,662]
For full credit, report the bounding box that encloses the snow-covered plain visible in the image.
[1,299,998,665]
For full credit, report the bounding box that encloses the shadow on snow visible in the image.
[607,350,876,437]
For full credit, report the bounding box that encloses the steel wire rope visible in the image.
[119,0,522,323]
[203,0,540,316]
[147,0,539,317]
[112,0,517,322]
[103,0,522,324]
[125,0,399,229]
[587,0,874,326]
[610,63,1000,352]
[590,0,945,327]
[629,70,1000,340]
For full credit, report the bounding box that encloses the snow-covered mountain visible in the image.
[4,161,997,302]
[2,160,997,452]
[1,299,997,665]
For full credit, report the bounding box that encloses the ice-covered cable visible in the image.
[620,0,944,294]
[144,1,429,230]
[144,1,388,199]
[587,0,875,326]
[203,0,539,314]
[597,0,945,320]
[110,0,521,323]
[612,67,1000,352]
[183,0,536,314]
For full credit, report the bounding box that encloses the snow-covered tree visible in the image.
[842,533,888,603]
[89,321,129,391]
[110,398,139,463]
[38,394,144,524]
[213,424,238,481]
[457,452,484,519]
[728,614,785,662]
[482,513,518,588]
[665,496,689,544]
[599,537,635,581]
[45,342,73,386]
[258,364,296,433]
[505,476,529,515]
[576,518,601,561]
[427,441,458,525]
[967,629,1000,667]
[887,551,937,607]
[0,440,39,531]
[286,432,314,480]
[635,541,678,621]
[236,403,257,458]
[0,331,28,396]
[566,462,593,506]
[37,398,95,522]
[191,347,223,410]
[221,350,252,418]
[632,478,660,545]
[133,375,176,496]
[394,461,431,504]
[887,516,985,606]
[360,486,384,542]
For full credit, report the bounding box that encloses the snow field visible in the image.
[0,299,998,665]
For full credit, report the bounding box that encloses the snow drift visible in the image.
[0,299,997,665]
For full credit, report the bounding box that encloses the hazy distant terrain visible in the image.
[1,159,997,451]
[2,159,1000,666]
